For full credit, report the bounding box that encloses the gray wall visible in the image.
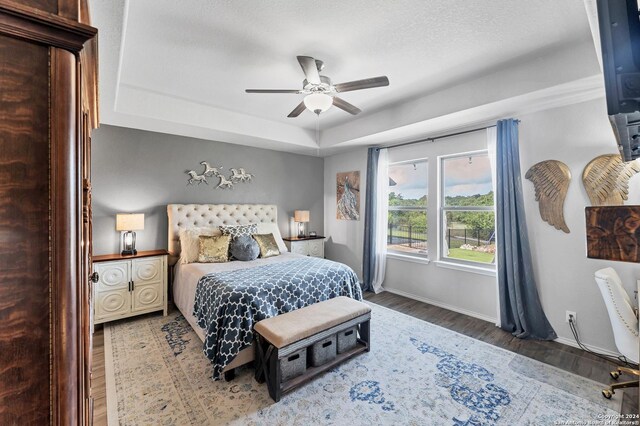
[324,98,640,355]
[324,136,497,323]
[323,147,368,279]
[92,125,324,255]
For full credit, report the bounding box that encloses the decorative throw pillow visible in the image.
[178,227,222,264]
[229,235,260,261]
[198,235,231,263]
[255,222,288,253]
[219,224,258,240]
[252,233,281,258]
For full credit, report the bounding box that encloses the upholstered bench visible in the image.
[254,296,371,402]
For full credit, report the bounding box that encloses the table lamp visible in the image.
[116,213,144,255]
[294,210,310,238]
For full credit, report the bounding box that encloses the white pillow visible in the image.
[178,227,222,264]
[255,222,288,253]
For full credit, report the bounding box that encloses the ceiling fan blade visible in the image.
[297,56,321,85]
[334,76,389,93]
[333,97,362,115]
[245,89,300,93]
[287,101,307,118]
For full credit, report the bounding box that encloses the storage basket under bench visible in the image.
[254,296,371,402]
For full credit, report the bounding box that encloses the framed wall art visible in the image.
[336,171,360,220]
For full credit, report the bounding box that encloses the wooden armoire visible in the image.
[0,0,98,424]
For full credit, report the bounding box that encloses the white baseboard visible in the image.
[382,287,498,324]
[554,336,622,359]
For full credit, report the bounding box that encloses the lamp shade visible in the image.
[303,93,333,114]
[294,210,310,223]
[116,213,145,231]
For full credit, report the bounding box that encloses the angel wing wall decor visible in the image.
[525,160,571,233]
[582,154,640,206]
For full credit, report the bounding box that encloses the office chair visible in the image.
[594,267,639,399]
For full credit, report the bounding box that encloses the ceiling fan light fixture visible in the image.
[304,93,333,115]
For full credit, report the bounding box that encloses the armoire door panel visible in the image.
[15,0,58,14]
[0,1,97,424]
[50,46,81,426]
[0,35,51,425]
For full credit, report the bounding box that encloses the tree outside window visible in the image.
[441,152,495,266]
[387,160,428,257]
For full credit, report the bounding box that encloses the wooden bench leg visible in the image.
[254,336,267,384]
[360,320,371,352]
[224,369,235,381]
[268,347,282,402]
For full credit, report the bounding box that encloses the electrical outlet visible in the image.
[566,311,577,323]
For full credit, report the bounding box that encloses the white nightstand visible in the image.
[283,236,325,258]
[92,249,168,324]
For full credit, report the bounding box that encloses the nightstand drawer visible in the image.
[132,281,163,312]
[132,258,162,284]
[95,261,129,292]
[95,288,131,320]
[308,240,324,257]
[290,241,309,255]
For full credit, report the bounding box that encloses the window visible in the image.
[387,159,428,257]
[440,151,495,266]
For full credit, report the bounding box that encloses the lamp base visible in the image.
[121,231,138,256]
[297,222,306,238]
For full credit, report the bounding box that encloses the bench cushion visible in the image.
[254,296,371,348]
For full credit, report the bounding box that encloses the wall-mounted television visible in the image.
[597,0,640,161]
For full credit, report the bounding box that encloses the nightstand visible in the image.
[92,249,168,324]
[283,236,325,258]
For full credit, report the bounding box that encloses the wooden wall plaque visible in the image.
[586,206,640,262]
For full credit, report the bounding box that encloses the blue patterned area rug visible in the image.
[104,302,620,425]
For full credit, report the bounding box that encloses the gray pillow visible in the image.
[229,235,260,261]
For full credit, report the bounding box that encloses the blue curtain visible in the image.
[362,147,379,292]
[496,119,557,340]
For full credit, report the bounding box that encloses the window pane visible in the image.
[443,154,493,206]
[388,210,428,255]
[443,211,495,264]
[388,161,428,256]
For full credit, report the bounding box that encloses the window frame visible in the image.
[387,157,429,259]
[438,150,495,270]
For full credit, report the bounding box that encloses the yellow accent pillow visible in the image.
[253,233,281,258]
[198,235,231,263]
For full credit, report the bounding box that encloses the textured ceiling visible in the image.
[91,0,601,155]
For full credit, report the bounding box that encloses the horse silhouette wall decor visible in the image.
[185,161,254,190]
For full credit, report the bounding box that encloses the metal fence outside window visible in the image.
[387,224,495,251]
[446,228,494,248]
[387,223,427,251]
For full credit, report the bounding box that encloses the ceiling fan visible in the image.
[245,56,389,118]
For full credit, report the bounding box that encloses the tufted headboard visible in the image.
[167,204,278,266]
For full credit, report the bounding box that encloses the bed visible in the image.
[168,204,362,380]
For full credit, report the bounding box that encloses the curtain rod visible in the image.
[376,124,498,151]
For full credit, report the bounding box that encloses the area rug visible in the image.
[104,302,620,425]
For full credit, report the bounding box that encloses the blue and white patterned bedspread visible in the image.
[193,257,362,380]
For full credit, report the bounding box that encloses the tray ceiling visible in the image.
[92,0,601,155]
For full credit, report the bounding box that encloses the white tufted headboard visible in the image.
[167,204,278,265]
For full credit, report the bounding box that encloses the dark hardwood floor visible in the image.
[91,291,638,424]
